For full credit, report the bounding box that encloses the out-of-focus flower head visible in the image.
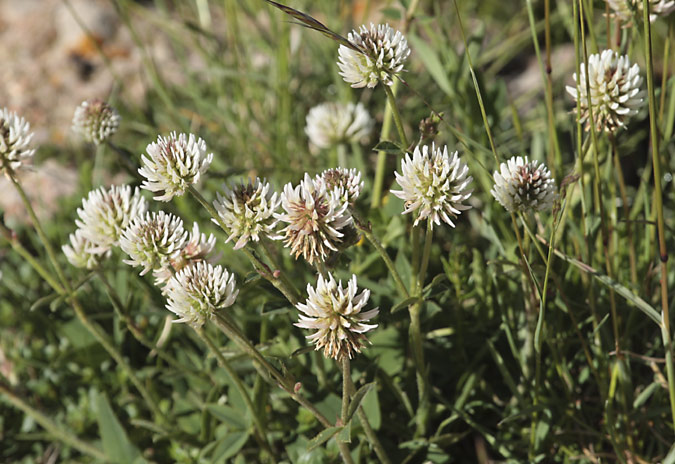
[62,229,110,270]
[72,99,120,145]
[305,102,373,149]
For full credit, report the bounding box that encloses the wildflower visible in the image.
[606,0,675,23]
[72,99,120,145]
[337,23,410,88]
[120,211,188,275]
[165,262,238,328]
[566,49,644,133]
[305,102,373,149]
[139,132,213,201]
[213,178,280,250]
[317,167,363,205]
[276,174,351,264]
[75,185,148,253]
[490,156,557,213]
[62,229,110,270]
[295,273,378,361]
[0,107,35,176]
[391,144,473,229]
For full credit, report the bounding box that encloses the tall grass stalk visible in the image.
[642,0,675,430]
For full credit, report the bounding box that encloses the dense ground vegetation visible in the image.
[1,0,674,462]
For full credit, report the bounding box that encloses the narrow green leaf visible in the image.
[92,392,143,464]
[346,382,375,424]
[307,426,342,451]
[391,296,422,314]
[372,140,406,155]
[633,381,660,408]
[206,404,249,430]
[291,345,315,357]
[408,34,453,96]
[211,431,249,462]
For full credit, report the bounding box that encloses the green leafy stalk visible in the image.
[642,0,675,430]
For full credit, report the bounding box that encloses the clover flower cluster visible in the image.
[566,49,644,133]
[0,107,35,177]
[606,0,675,23]
[491,156,557,213]
[295,273,378,361]
[391,144,473,229]
[305,102,373,149]
[72,99,120,145]
[338,23,410,88]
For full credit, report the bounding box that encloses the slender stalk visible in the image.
[642,0,675,430]
[417,220,434,293]
[352,212,410,298]
[9,174,167,424]
[610,137,638,285]
[383,84,409,148]
[0,223,64,294]
[196,328,274,458]
[0,384,107,461]
[658,22,672,125]
[371,81,397,209]
[341,358,351,427]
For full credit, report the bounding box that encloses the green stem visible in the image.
[9,174,167,424]
[196,328,274,458]
[341,357,351,426]
[371,81,398,209]
[642,0,675,431]
[611,137,638,285]
[0,223,64,294]
[0,384,107,461]
[417,220,434,293]
[352,213,409,299]
[383,84,409,148]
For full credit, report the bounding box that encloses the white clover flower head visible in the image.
[120,211,188,275]
[75,185,148,253]
[490,156,557,213]
[317,167,363,205]
[275,174,352,264]
[295,273,378,361]
[606,0,675,23]
[139,132,214,201]
[165,262,238,328]
[72,99,120,145]
[214,178,280,250]
[391,144,473,229]
[566,49,644,133]
[337,23,410,88]
[305,102,374,149]
[62,229,110,270]
[0,107,35,176]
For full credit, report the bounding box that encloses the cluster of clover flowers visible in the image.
[0,9,649,461]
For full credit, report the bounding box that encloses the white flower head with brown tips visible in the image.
[139,132,213,201]
[62,229,110,270]
[213,178,280,250]
[0,107,35,177]
[275,174,352,264]
[316,167,363,205]
[165,262,238,328]
[295,273,378,361]
[120,211,188,275]
[337,23,410,89]
[490,156,557,213]
[391,144,473,229]
[566,49,644,133]
[75,185,148,254]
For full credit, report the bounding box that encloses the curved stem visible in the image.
[196,328,274,458]
[0,383,106,461]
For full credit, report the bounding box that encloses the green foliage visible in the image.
[1,0,675,463]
